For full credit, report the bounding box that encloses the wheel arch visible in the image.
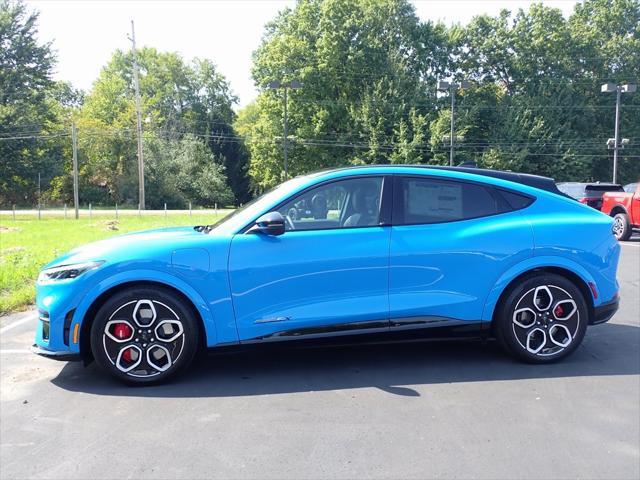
[609,205,628,217]
[493,267,594,324]
[482,259,596,327]
[79,280,209,361]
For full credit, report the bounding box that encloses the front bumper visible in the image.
[31,344,82,362]
[591,297,619,325]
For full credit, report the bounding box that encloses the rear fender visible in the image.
[481,256,596,323]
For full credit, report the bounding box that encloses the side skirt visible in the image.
[208,317,490,354]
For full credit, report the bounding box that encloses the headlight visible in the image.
[37,261,104,284]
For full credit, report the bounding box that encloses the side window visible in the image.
[395,176,504,225]
[277,177,383,231]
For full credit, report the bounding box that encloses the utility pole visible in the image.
[266,79,302,180]
[129,20,145,209]
[601,83,636,184]
[449,88,455,167]
[71,123,79,219]
[283,84,289,180]
[613,87,621,184]
[37,172,41,220]
[437,79,472,166]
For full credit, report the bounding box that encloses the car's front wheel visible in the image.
[90,286,199,385]
[612,212,632,241]
[495,273,588,363]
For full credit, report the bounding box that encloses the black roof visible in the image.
[320,164,569,197]
[421,165,566,196]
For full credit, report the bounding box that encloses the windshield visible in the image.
[209,176,310,235]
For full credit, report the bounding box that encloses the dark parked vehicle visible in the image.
[556,182,624,210]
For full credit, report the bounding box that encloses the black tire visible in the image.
[90,286,199,385]
[612,212,632,241]
[494,273,588,364]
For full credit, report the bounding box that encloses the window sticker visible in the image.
[407,180,462,220]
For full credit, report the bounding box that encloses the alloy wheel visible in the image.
[102,299,185,378]
[612,216,625,239]
[511,284,580,357]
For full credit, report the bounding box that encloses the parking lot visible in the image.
[1,240,638,480]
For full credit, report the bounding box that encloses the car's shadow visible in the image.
[51,322,640,398]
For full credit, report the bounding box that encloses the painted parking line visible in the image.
[0,349,32,354]
[0,314,37,335]
[620,242,640,248]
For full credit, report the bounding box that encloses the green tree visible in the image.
[242,0,639,186]
[454,0,640,182]
[0,0,60,206]
[242,0,452,190]
[65,48,249,206]
[143,135,233,209]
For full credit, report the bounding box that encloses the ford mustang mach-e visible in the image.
[33,166,621,384]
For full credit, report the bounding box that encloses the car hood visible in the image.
[44,226,208,268]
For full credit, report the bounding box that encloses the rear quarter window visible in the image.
[394,176,531,225]
[498,189,535,211]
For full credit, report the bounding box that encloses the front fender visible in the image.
[73,269,218,351]
[481,256,597,323]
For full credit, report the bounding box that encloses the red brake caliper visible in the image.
[122,348,133,362]
[114,323,132,340]
[554,305,564,317]
[113,323,134,363]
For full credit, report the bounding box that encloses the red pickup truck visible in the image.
[601,182,640,240]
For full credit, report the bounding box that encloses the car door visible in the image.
[388,174,534,328]
[228,175,392,342]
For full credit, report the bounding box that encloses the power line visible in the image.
[0,133,71,141]
[3,129,638,152]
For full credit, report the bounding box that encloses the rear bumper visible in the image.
[31,344,82,362]
[591,298,619,325]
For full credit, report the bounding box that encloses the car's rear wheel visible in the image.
[90,286,199,385]
[612,212,632,241]
[495,273,588,363]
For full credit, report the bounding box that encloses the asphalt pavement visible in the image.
[1,240,639,479]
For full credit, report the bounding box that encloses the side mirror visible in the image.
[249,211,286,236]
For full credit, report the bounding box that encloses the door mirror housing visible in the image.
[249,211,286,236]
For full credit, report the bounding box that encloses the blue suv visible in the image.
[33,166,620,384]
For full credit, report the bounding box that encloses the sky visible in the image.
[26,0,580,108]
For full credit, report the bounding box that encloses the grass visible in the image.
[0,213,225,315]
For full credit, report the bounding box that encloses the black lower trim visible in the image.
[243,320,389,343]
[592,298,619,325]
[390,316,487,335]
[210,320,487,356]
[31,344,82,362]
[239,316,486,345]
